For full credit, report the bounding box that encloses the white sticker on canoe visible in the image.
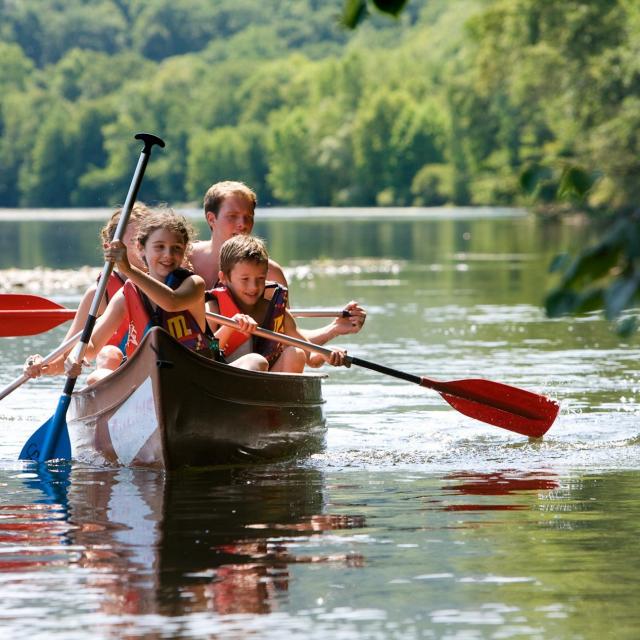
[108,377,158,466]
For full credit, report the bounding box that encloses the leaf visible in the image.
[545,287,604,317]
[559,242,620,289]
[558,165,595,200]
[545,289,578,317]
[615,315,638,338]
[341,0,368,28]
[574,287,605,314]
[548,253,570,274]
[372,0,410,16]
[519,163,552,195]
[603,276,639,320]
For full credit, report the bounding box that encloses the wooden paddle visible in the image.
[206,311,560,438]
[0,293,351,337]
[19,133,165,463]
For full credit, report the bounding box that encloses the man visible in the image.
[189,180,366,345]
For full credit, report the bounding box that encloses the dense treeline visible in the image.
[0,0,638,215]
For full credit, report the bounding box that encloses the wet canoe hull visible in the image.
[67,327,326,469]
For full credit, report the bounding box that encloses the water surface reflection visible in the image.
[9,464,366,624]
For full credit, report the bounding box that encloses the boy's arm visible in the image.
[205,299,257,351]
[282,310,347,367]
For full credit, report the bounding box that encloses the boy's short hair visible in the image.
[219,235,268,276]
[203,181,257,218]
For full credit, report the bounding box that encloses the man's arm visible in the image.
[267,258,366,346]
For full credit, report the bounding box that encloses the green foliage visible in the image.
[0,0,639,234]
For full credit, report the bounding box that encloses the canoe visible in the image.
[67,327,327,469]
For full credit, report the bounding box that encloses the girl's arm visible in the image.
[63,290,127,377]
[85,291,127,360]
[123,264,205,313]
[107,240,204,313]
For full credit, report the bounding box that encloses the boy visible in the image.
[206,235,346,373]
[189,180,366,346]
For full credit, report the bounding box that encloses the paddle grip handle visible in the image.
[135,132,165,153]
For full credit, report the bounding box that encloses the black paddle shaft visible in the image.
[348,356,422,384]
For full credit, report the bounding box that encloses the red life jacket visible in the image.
[206,283,288,368]
[102,271,129,354]
[123,268,215,358]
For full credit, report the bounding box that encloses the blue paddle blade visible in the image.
[19,395,72,462]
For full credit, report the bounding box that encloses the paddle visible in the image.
[206,311,560,438]
[19,132,165,463]
[0,294,75,336]
[0,293,351,337]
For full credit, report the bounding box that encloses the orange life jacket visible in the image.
[123,268,216,358]
[206,283,288,368]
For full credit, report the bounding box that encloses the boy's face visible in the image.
[206,194,255,243]
[219,260,267,309]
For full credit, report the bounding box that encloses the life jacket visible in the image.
[123,268,218,359]
[101,271,129,354]
[206,282,288,368]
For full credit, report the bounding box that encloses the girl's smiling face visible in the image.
[220,260,267,311]
[140,228,186,280]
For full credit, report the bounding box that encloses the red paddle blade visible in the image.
[422,377,560,438]
[0,294,74,337]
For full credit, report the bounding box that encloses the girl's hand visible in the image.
[23,354,47,378]
[63,355,86,378]
[103,239,131,272]
[232,313,258,334]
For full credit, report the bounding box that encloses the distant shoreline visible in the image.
[0,206,529,222]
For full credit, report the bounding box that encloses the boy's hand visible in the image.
[332,301,366,336]
[324,347,348,367]
[232,313,258,334]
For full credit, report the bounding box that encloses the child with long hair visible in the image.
[24,202,150,379]
[66,208,218,379]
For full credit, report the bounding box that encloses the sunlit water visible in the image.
[0,208,639,639]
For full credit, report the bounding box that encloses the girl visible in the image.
[24,202,150,379]
[66,208,217,378]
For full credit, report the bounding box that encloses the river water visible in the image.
[0,208,638,639]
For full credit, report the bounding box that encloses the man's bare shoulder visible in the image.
[267,258,288,287]
[191,240,212,257]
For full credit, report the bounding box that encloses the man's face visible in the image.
[207,195,255,243]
